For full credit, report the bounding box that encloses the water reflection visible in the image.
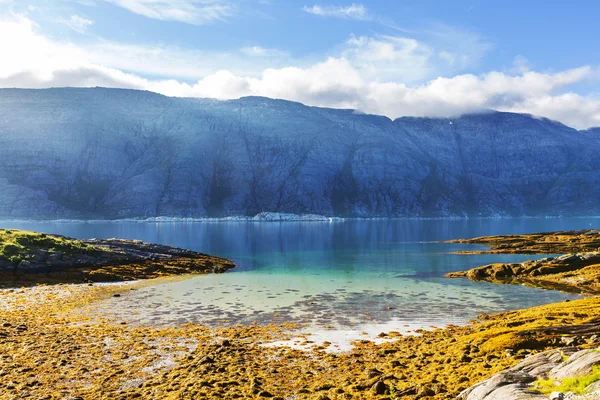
[2,218,595,329]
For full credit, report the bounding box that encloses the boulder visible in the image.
[550,349,600,380]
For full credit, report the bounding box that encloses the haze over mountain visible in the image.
[0,87,598,219]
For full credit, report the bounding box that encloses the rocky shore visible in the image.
[460,347,600,399]
[2,229,600,399]
[447,230,600,255]
[3,280,600,399]
[0,229,235,285]
[446,230,600,294]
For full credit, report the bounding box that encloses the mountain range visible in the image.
[0,87,599,219]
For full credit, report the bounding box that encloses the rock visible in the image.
[460,354,473,363]
[584,380,600,393]
[198,356,214,365]
[561,337,578,346]
[366,368,382,379]
[549,392,564,400]
[17,260,34,270]
[415,385,435,398]
[370,381,388,395]
[461,348,600,400]
[458,370,541,400]
[312,384,334,391]
[0,230,236,280]
[550,349,600,380]
[257,391,273,398]
[510,348,576,377]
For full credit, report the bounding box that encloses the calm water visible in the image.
[1,218,596,333]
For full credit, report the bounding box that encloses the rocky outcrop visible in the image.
[446,230,600,294]
[446,252,600,293]
[459,347,600,400]
[1,88,600,218]
[448,231,600,255]
[0,229,235,283]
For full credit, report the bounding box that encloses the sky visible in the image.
[0,0,599,129]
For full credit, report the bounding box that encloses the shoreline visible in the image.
[3,276,599,399]
[2,215,600,224]
[2,229,600,398]
[446,230,600,295]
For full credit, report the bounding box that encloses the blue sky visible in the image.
[0,0,599,128]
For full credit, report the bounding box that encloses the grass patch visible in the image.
[535,365,600,395]
[0,229,98,265]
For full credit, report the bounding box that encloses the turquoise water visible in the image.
[1,218,596,332]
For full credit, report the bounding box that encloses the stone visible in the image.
[549,392,564,400]
[561,337,578,346]
[584,380,600,393]
[371,381,388,396]
[198,356,214,365]
[550,349,600,380]
[458,370,539,400]
[366,368,382,379]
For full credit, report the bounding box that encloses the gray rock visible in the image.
[458,370,542,400]
[550,350,600,380]
[584,381,600,393]
[460,348,599,400]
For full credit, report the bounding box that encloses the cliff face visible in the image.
[0,88,598,218]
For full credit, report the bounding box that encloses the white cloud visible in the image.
[240,46,289,58]
[303,3,369,20]
[58,15,94,33]
[104,0,234,25]
[1,14,599,129]
[344,35,433,82]
[0,16,291,81]
[364,67,597,121]
[511,55,532,74]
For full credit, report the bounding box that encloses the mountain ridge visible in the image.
[0,87,598,219]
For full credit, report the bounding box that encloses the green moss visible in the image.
[0,229,98,265]
[535,365,600,395]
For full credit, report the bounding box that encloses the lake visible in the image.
[1,218,595,340]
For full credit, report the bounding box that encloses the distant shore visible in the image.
[1,213,600,224]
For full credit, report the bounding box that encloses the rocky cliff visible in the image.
[0,88,598,218]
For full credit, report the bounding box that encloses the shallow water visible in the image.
[2,218,597,335]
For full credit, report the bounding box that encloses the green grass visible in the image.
[535,365,600,395]
[0,229,97,265]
